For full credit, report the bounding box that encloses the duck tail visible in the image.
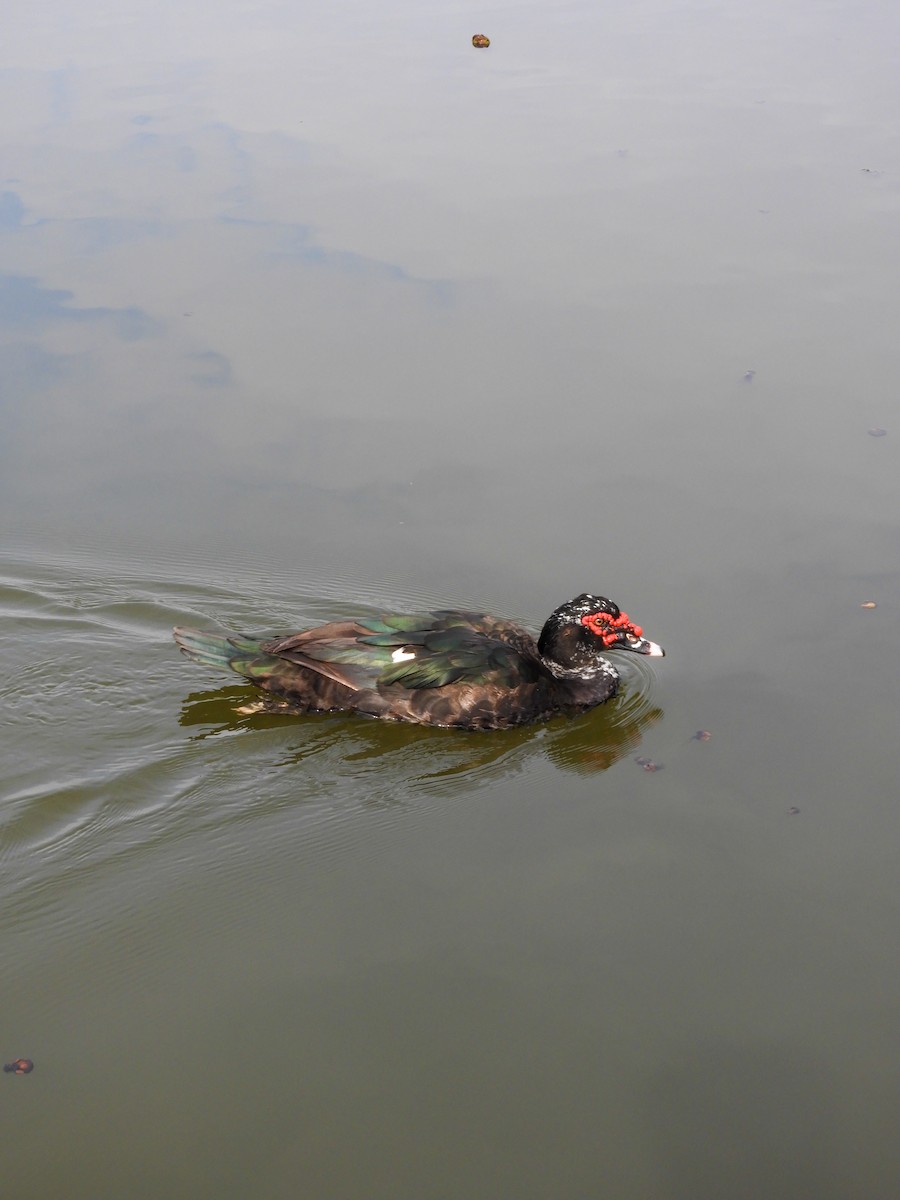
[173,626,277,681]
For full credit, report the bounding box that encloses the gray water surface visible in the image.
[3,1,900,1196]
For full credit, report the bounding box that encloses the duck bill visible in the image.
[626,636,665,657]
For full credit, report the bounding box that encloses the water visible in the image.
[3,0,900,1195]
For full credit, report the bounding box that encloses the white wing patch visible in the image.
[391,647,416,663]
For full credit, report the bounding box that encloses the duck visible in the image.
[173,593,664,730]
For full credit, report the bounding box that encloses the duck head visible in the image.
[538,594,664,677]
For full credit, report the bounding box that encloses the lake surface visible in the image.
[3,0,900,1195]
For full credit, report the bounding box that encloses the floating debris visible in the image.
[788,806,801,816]
[634,755,663,772]
[3,1059,33,1075]
[743,369,756,383]
[691,730,712,741]
[472,34,490,48]
[860,602,877,609]
[868,427,888,437]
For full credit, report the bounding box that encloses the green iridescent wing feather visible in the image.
[176,610,542,700]
[379,636,529,689]
[366,612,540,690]
[268,610,540,692]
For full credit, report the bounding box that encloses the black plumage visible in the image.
[173,593,664,730]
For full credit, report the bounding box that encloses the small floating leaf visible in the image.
[860,602,877,609]
[472,34,490,48]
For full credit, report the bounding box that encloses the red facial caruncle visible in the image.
[580,610,643,647]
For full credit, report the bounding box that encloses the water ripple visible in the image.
[1,547,665,922]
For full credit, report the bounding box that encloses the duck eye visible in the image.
[581,612,612,637]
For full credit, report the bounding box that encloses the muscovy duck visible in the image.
[173,593,664,730]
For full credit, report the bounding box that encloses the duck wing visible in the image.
[262,610,543,692]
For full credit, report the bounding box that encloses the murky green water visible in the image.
[3,0,900,1196]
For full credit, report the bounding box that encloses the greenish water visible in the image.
[3,0,900,1196]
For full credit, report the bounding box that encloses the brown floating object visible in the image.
[860,602,877,609]
[472,34,490,48]
[3,1058,34,1075]
[634,756,663,772]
